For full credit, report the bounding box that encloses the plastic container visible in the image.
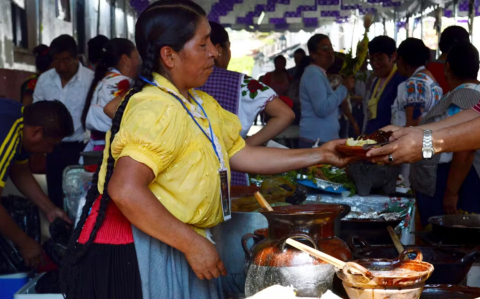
[0,272,29,299]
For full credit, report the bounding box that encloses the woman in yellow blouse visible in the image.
[61,1,356,298]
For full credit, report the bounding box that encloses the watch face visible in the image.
[423,149,434,159]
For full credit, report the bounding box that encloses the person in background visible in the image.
[327,53,360,138]
[87,35,110,70]
[262,55,291,96]
[82,38,140,154]
[0,99,73,267]
[288,48,307,77]
[427,26,469,94]
[195,21,295,186]
[406,42,480,225]
[353,58,373,134]
[287,55,312,124]
[365,36,407,134]
[60,2,358,297]
[33,35,94,208]
[20,45,52,106]
[392,38,443,128]
[391,38,443,189]
[299,34,355,148]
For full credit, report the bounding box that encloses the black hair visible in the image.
[368,35,397,56]
[33,44,52,73]
[209,21,229,48]
[446,41,479,80]
[61,1,206,296]
[49,34,78,58]
[439,26,470,53]
[24,100,74,138]
[397,38,431,68]
[274,55,286,63]
[294,48,306,56]
[81,38,136,130]
[307,34,329,53]
[293,56,312,80]
[87,35,110,65]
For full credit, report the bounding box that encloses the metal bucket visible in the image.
[211,212,267,297]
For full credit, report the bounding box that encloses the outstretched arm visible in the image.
[230,139,359,174]
[9,163,71,223]
[368,116,480,164]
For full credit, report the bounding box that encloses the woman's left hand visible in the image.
[317,139,362,168]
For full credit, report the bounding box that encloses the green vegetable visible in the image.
[316,166,357,196]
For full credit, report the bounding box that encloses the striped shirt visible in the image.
[0,99,29,188]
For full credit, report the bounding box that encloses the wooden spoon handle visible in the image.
[286,238,372,278]
[286,238,345,268]
[254,192,273,211]
[387,226,404,254]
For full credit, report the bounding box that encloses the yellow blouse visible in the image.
[97,73,245,237]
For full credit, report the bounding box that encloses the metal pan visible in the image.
[429,214,480,245]
[348,236,480,284]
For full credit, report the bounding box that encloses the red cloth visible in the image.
[427,61,450,93]
[278,95,294,109]
[473,101,480,114]
[78,195,134,245]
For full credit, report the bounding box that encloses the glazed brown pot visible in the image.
[243,204,352,298]
[337,249,434,299]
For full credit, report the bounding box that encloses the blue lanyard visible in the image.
[139,76,221,163]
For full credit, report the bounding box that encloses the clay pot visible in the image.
[337,249,434,299]
[243,204,352,298]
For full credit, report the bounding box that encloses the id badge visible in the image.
[219,169,231,221]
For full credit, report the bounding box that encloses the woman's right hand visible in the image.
[184,235,227,280]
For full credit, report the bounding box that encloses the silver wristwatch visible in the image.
[422,130,435,159]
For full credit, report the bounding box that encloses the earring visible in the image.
[218,53,222,57]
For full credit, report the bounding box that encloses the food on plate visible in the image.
[346,130,393,147]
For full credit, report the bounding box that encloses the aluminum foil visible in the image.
[303,194,415,237]
[314,178,345,191]
[343,211,404,221]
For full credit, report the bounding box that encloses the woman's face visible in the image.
[215,41,231,69]
[124,49,142,78]
[370,52,396,78]
[311,38,335,70]
[170,17,218,89]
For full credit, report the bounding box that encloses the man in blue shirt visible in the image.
[365,36,407,134]
[0,98,73,267]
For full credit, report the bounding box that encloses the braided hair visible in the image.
[81,38,136,130]
[61,1,206,297]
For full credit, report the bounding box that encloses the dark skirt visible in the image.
[62,243,143,299]
[416,163,480,226]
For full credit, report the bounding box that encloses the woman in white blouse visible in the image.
[197,22,294,186]
[392,38,443,127]
[81,38,141,153]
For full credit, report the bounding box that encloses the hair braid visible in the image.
[79,44,158,251]
[61,0,207,296]
[61,45,157,299]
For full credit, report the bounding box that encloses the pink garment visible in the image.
[263,72,290,96]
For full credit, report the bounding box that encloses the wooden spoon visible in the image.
[387,226,405,254]
[254,192,273,211]
[286,238,373,278]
